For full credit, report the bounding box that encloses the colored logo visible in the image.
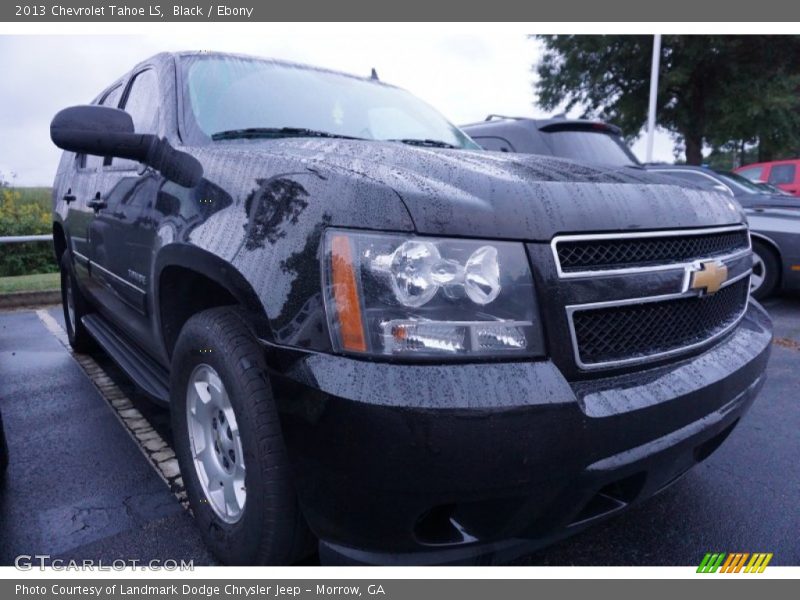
[697,552,773,573]
[688,260,729,295]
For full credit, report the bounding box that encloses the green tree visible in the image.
[534,35,800,165]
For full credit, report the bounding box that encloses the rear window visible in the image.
[541,130,637,167]
[768,164,797,185]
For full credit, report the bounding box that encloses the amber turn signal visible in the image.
[330,234,367,352]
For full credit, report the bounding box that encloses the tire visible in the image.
[750,241,780,300]
[60,252,94,352]
[170,307,312,565]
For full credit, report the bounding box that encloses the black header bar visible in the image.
[4,0,800,22]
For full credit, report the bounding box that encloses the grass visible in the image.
[14,187,51,211]
[0,272,60,293]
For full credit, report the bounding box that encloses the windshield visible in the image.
[542,130,638,167]
[713,171,764,195]
[181,55,479,149]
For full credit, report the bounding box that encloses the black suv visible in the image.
[50,52,772,565]
[461,114,639,166]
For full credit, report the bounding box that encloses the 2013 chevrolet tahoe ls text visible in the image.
[49,51,772,565]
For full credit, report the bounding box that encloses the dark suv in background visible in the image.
[461,114,639,166]
[49,52,771,565]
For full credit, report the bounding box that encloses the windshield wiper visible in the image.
[388,138,458,149]
[211,127,364,141]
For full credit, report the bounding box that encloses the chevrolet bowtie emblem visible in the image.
[689,260,729,295]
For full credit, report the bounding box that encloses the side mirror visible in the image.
[50,105,203,188]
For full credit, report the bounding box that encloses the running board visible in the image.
[82,314,170,405]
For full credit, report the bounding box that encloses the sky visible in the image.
[0,29,675,186]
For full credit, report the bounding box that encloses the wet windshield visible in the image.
[181,55,479,149]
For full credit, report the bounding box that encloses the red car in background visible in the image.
[736,159,800,196]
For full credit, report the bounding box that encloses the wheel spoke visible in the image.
[233,474,246,509]
[222,478,239,516]
[193,437,210,460]
[193,380,212,404]
[207,480,226,510]
[222,408,238,435]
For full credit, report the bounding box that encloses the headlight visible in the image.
[322,229,544,358]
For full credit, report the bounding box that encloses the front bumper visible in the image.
[268,302,772,565]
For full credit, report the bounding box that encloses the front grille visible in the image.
[556,228,749,273]
[571,277,749,367]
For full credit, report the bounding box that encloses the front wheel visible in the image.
[170,307,312,565]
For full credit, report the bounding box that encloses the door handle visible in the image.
[63,188,76,203]
[88,193,107,213]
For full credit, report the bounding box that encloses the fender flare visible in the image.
[153,243,272,346]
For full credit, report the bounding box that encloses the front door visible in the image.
[87,174,160,340]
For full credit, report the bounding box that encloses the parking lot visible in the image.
[0,296,798,566]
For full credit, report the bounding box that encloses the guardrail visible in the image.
[0,234,53,244]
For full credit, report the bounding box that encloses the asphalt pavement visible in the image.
[0,296,798,566]
[0,308,212,566]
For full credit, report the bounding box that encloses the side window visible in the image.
[122,69,160,134]
[474,136,516,153]
[80,84,124,170]
[737,166,764,182]
[111,69,160,169]
[768,164,796,185]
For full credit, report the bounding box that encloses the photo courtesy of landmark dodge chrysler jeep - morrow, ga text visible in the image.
[49,52,772,565]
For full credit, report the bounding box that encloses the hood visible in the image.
[209,139,745,241]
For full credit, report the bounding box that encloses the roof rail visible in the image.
[484,114,524,122]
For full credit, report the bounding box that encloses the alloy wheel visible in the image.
[186,364,246,523]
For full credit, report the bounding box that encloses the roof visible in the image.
[460,114,622,135]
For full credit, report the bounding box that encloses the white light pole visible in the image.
[645,34,662,164]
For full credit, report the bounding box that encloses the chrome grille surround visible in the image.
[551,224,751,279]
[552,225,752,370]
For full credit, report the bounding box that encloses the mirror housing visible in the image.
[50,105,203,188]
